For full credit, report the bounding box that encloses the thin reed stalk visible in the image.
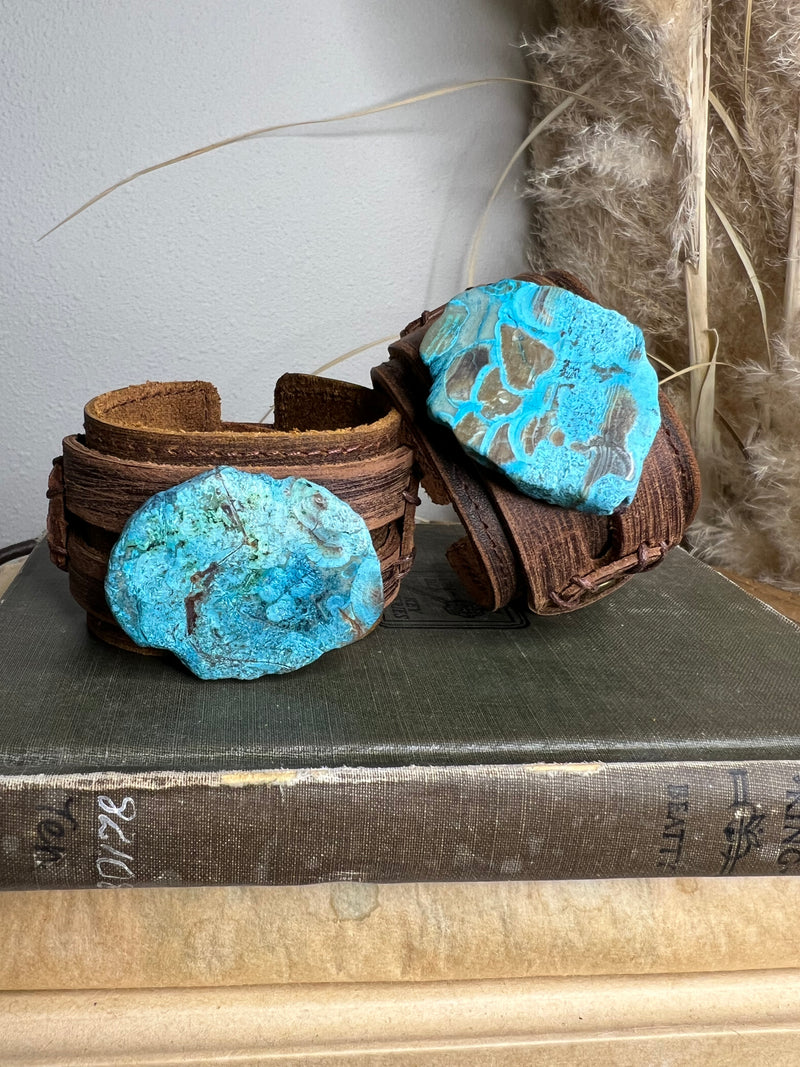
[783,105,800,338]
[683,8,715,488]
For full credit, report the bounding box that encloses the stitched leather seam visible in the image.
[458,476,506,562]
[96,384,214,416]
[99,443,372,461]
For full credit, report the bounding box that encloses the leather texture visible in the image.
[48,376,419,653]
[372,271,701,614]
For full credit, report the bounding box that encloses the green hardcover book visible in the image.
[1,523,799,890]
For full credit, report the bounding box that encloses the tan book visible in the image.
[2,970,800,1065]
[1,876,799,991]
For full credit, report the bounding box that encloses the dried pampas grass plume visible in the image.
[524,0,800,587]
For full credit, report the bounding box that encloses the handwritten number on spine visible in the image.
[34,797,77,866]
[96,795,136,887]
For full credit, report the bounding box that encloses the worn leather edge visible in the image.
[83,375,403,464]
[61,436,414,534]
[372,355,519,611]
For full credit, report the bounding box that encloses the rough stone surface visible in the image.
[420,279,661,514]
[105,467,383,679]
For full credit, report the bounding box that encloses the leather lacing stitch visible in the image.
[110,441,373,463]
[632,540,669,573]
[396,551,416,577]
[548,540,670,610]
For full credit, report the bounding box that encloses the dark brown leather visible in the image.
[48,375,419,653]
[372,272,701,614]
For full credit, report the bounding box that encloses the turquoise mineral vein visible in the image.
[419,279,661,514]
[105,467,383,679]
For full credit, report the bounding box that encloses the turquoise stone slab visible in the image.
[105,467,383,679]
[420,279,661,514]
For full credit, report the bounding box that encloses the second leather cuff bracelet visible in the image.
[372,270,700,615]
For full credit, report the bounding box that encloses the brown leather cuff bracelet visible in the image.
[372,271,701,615]
[47,375,419,653]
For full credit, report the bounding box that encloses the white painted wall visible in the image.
[1,0,533,544]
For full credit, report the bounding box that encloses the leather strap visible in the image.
[372,272,700,614]
[48,376,419,652]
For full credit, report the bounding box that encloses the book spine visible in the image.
[2,760,800,889]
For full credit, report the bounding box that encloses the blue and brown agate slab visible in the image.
[105,467,383,679]
[419,279,661,514]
